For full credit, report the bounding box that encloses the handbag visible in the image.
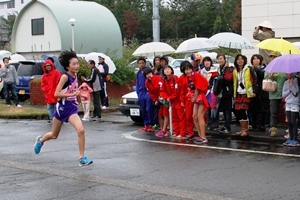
[262,79,277,92]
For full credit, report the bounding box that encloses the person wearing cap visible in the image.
[136,57,154,132]
[190,52,203,72]
[253,20,275,66]
[97,56,109,109]
[265,51,287,136]
[41,59,62,124]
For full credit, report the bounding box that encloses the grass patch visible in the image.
[0,100,48,119]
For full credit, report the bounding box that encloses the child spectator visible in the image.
[78,82,93,121]
[200,56,219,131]
[143,68,169,137]
[160,65,185,138]
[282,73,300,146]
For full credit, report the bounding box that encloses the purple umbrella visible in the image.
[264,54,300,74]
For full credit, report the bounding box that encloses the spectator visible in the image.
[153,56,162,75]
[214,54,234,134]
[78,82,93,121]
[160,65,186,139]
[265,51,287,136]
[97,56,109,109]
[143,68,168,136]
[200,56,219,131]
[250,54,269,131]
[282,73,300,146]
[0,57,21,107]
[190,53,203,72]
[41,59,62,124]
[33,50,93,166]
[253,21,275,66]
[233,54,257,137]
[136,57,153,132]
[81,60,103,120]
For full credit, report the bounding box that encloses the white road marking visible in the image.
[123,132,300,158]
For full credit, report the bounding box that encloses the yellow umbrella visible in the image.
[256,38,300,54]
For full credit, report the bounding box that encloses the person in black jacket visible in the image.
[81,60,103,119]
[97,56,109,109]
[214,53,234,134]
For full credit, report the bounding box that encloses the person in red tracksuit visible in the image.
[143,68,169,137]
[160,65,186,139]
[179,61,198,141]
[192,63,209,144]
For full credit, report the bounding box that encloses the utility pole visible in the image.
[152,0,160,42]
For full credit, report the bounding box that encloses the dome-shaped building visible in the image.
[11,0,122,59]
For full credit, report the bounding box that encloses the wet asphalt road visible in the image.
[1,112,300,200]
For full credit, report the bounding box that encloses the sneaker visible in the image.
[193,137,208,144]
[289,140,300,147]
[153,124,159,129]
[155,130,165,137]
[285,129,289,133]
[102,106,107,110]
[175,135,186,139]
[79,156,93,166]
[139,125,148,131]
[34,135,43,154]
[219,127,231,134]
[284,133,290,139]
[7,104,11,107]
[16,104,22,108]
[146,126,154,132]
[283,139,292,146]
[208,126,219,131]
[46,120,52,124]
[186,135,195,141]
[82,118,89,121]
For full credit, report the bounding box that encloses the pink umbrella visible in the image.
[264,54,300,74]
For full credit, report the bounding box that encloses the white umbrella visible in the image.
[85,52,116,74]
[132,42,175,57]
[293,42,300,49]
[175,37,219,53]
[10,53,26,61]
[207,32,254,50]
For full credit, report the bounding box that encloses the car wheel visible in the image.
[130,116,143,124]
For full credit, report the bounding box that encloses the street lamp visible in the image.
[69,18,76,50]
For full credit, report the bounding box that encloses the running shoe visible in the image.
[193,137,208,145]
[283,139,292,146]
[155,130,165,137]
[34,135,43,154]
[175,135,186,139]
[146,126,154,132]
[219,127,231,134]
[79,156,93,166]
[139,125,148,131]
[289,140,300,147]
[186,135,195,141]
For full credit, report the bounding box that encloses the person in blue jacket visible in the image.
[136,57,153,132]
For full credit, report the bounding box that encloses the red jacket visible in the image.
[41,60,62,104]
[160,74,181,102]
[179,73,197,102]
[145,75,162,102]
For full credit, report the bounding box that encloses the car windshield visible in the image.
[17,62,44,76]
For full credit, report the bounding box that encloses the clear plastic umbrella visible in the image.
[132,42,175,57]
[175,37,219,53]
[207,32,254,50]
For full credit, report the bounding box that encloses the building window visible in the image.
[31,18,44,35]
[7,1,15,9]
[21,0,24,4]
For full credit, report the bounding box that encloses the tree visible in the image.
[1,11,18,40]
[123,10,140,39]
